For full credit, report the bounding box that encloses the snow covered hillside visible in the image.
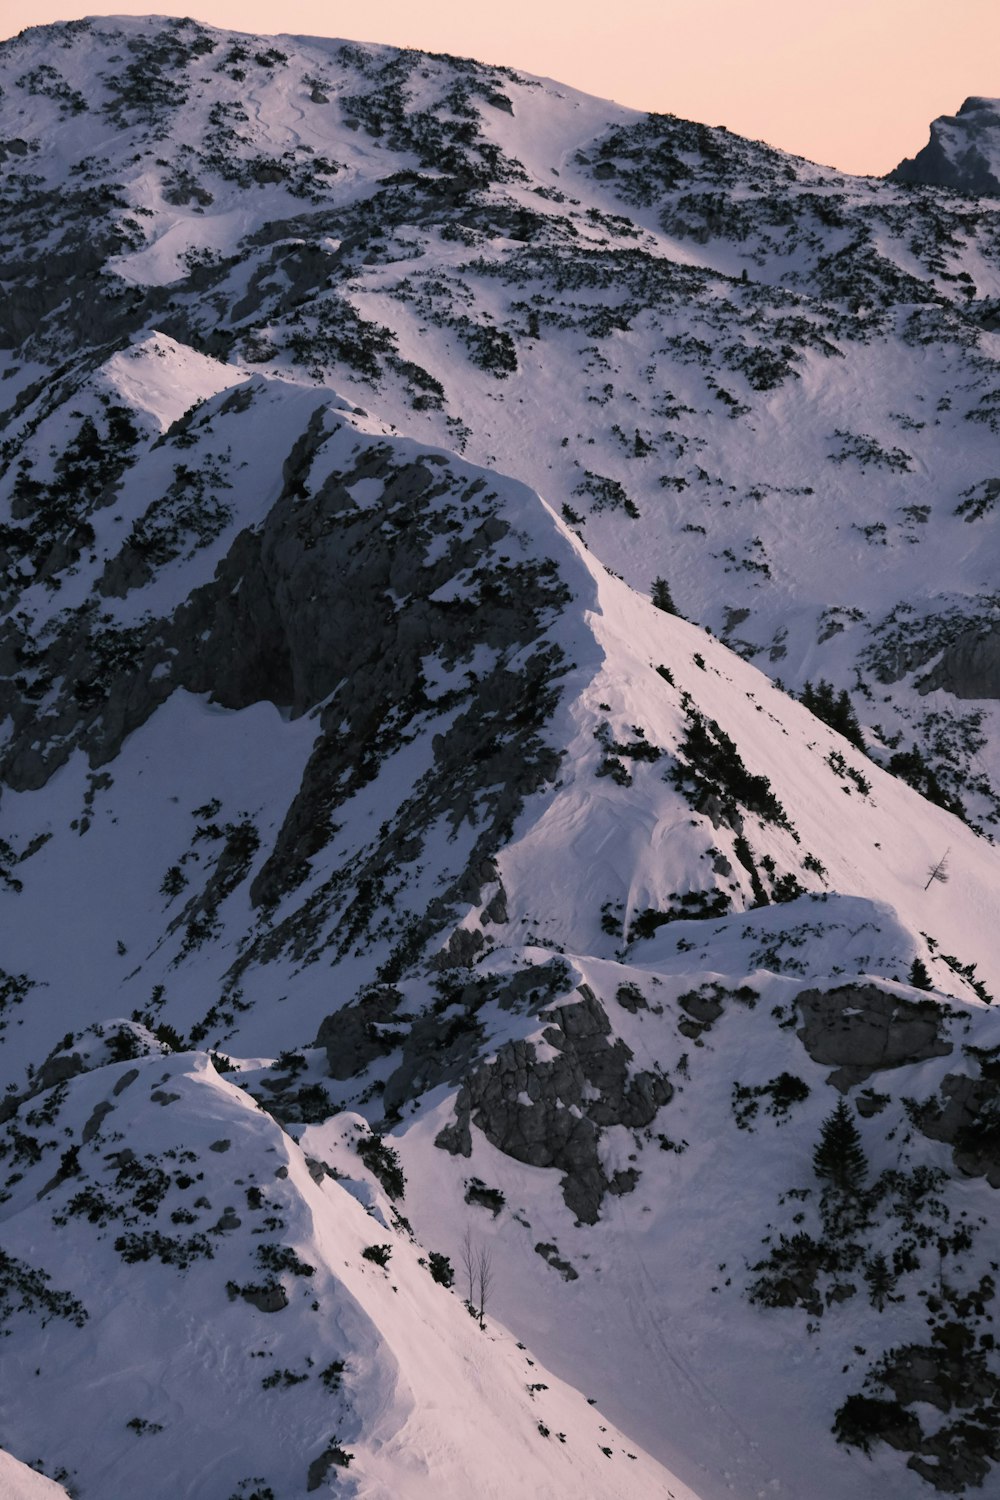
[2,15,1000,1498]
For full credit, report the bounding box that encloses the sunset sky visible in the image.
[2,0,997,175]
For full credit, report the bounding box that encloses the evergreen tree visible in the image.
[799,679,866,753]
[651,576,678,615]
[813,1098,868,1194]
[908,956,933,990]
[888,747,965,819]
[863,1251,896,1311]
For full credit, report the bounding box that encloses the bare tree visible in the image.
[460,1226,476,1309]
[476,1244,494,1330]
[459,1228,495,1327]
[924,849,951,891]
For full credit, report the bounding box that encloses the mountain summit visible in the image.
[892,96,1000,195]
[2,16,1000,1498]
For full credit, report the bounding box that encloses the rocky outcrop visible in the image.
[918,624,1000,699]
[316,985,406,1082]
[2,407,571,977]
[795,984,953,1091]
[913,1054,1000,1187]
[892,97,1000,196]
[435,986,672,1222]
[876,1330,1000,1492]
[317,961,571,1117]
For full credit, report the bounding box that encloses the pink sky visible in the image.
[3,1,998,175]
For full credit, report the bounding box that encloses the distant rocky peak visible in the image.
[891,95,1000,195]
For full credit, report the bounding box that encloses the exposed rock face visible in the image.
[876,1332,1000,1492]
[316,986,405,1082]
[914,1062,1000,1187]
[918,624,1000,699]
[795,984,953,1090]
[892,97,1000,196]
[435,986,672,1222]
[1,408,571,977]
[317,963,571,1117]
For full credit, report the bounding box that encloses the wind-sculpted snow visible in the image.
[3,16,1000,1499]
[0,1037,681,1499]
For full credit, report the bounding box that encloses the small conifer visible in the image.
[863,1252,896,1311]
[651,576,678,615]
[813,1098,867,1194]
[908,956,933,990]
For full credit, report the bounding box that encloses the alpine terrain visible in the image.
[2,15,1000,1499]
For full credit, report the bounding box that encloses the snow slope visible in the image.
[0,1452,70,1500]
[0,1043,684,1499]
[2,16,1000,1500]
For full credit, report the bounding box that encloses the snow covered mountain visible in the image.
[2,15,1000,1498]
[893,97,1000,196]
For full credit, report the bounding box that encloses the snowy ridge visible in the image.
[0,1043,683,1499]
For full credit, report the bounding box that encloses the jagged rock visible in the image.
[320,963,569,1115]
[907,1446,993,1493]
[436,986,672,1222]
[892,97,1000,196]
[431,926,486,969]
[854,1087,890,1118]
[880,1340,978,1412]
[914,1067,1000,1186]
[615,983,648,1014]
[316,986,404,1081]
[465,1178,505,1215]
[380,1007,484,1119]
[480,885,509,924]
[918,624,1000,699]
[795,984,953,1090]
[2,414,570,985]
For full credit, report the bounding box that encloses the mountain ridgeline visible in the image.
[2,16,1000,1499]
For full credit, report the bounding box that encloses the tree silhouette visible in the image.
[863,1251,896,1311]
[813,1098,867,1194]
[460,1226,476,1308]
[476,1244,494,1329]
[800,679,866,753]
[908,956,933,990]
[924,849,950,891]
[651,577,679,616]
[460,1227,494,1328]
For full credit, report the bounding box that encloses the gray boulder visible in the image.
[795,984,952,1090]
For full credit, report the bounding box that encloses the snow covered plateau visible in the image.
[2,15,1000,1499]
